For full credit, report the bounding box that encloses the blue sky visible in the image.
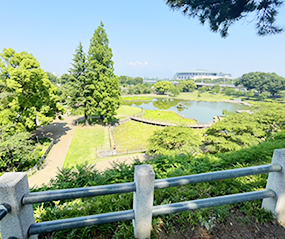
[1,0,285,79]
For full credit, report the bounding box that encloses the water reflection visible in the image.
[126,98,248,124]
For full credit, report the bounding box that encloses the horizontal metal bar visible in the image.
[29,210,135,235]
[152,189,276,216]
[154,164,281,189]
[0,203,11,221]
[23,182,136,204]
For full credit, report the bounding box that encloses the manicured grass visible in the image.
[142,109,197,125]
[63,125,110,168]
[177,91,233,101]
[112,121,162,152]
[121,96,152,101]
[116,105,142,116]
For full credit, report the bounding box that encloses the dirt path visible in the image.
[28,114,81,188]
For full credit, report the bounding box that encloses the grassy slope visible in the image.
[116,105,142,116]
[112,121,162,152]
[63,125,110,168]
[142,109,197,125]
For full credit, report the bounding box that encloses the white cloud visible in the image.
[129,61,149,66]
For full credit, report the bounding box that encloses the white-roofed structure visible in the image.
[174,70,232,80]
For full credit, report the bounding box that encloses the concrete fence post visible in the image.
[133,164,155,239]
[0,172,37,239]
[262,148,285,226]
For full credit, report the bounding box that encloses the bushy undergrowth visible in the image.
[33,135,285,238]
[0,135,51,173]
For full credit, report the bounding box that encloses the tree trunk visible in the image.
[85,112,89,126]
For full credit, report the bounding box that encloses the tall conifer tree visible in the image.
[68,42,92,125]
[88,22,120,123]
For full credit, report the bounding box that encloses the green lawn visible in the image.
[63,125,110,168]
[121,96,152,101]
[177,91,233,101]
[116,105,142,116]
[113,121,162,152]
[141,110,197,125]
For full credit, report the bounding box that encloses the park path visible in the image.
[28,114,80,188]
[28,114,149,188]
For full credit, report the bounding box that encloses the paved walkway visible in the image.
[28,114,80,188]
[28,114,149,188]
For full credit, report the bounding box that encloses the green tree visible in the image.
[88,22,120,123]
[177,80,197,92]
[0,130,36,172]
[153,81,174,94]
[67,42,92,125]
[133,77,143,85]
[211,85,221,94]
[205,103,285,153]
[0,48,64,132]
[46,72,59,85]
[165,0,283,37]
[60,73,71,85]
[149,126,202,155]
[205,112,265,153]
[236,72,285,96]
[198,87,206,93]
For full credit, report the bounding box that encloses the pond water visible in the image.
[126,98,249,124]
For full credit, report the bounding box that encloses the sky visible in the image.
[1,0,285,79]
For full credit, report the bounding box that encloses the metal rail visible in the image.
[22,164,281,205]
[28,210,135,235]
[0,203,11,221]
[154,164,281,189]
[22,182,136,205]
[28,189,275,235]
[152,189,275,216]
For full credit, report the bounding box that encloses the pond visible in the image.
[125,98,249,124]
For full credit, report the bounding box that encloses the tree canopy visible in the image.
[119,76,143,85]
[88,22,120,123]
[46,72,59,85]
[149,126,202,155]
[205,103,285,153]
[0,48,64,132]
[165,0,283,37]
[236,72,285,96]
[177,80,197,92]
[67,42,92,125]
[153,81,174,94]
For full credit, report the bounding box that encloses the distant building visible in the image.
[174,70,232,80]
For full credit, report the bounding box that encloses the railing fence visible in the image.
[1,148,285,239]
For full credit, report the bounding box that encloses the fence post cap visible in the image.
[135,164,155,176]
[0,172,27,187]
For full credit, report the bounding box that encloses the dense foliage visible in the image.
[165,0,283,37]
[33,134,285,238]
[119,76,143,85]
[177,80,197,92]
[236,72,285,96]
[127,83,153,94]
[153,81,174,94]
[0,48,63,172]
[46,72,59,85]
[66,42,91,125]
[205,103,285,153]
[148,126,202,155]
[0,48,64,132]
[87,22,121,123]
